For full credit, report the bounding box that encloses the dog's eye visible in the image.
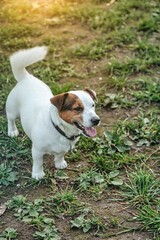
[73,107,83,112]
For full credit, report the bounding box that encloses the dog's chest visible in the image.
[46,135,76,155]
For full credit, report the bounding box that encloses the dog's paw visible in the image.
[32,171,45,180]
[8,129,19,137]
[55,160,67,169]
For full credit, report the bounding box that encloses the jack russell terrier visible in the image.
[6,46,100,180]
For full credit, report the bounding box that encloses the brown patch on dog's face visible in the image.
[50,93,84,125]
[83,89,97,102]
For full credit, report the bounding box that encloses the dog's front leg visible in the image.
[32,146,45,180]
[54,153,67,169]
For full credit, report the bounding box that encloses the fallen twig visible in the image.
[106,0,116,7]
[98,226,141,238]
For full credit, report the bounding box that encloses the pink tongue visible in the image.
[84,127,97,137]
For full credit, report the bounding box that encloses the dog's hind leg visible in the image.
[32,146,45,180]
[6,94,19,137]
[6,104,19,137]
[7,118,19,137]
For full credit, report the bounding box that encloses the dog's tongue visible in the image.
[84,127,97,137]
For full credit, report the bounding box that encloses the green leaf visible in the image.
[110,178,123,186]
[109,170,119,178]
[71,216,84,228]
[23,217,33,223]
[29,208,39,217]
[108,147,115,154]
[43,217,55,225]
[116,145,129,152]
[124,140,133,146]
[143,118,149,124]
[104,131,113,143]
[83,223,91,233]
[54,171,69,179]
[137,139,150,147]
[95,175,104,183]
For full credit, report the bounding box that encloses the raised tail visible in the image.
[10,46,48,82]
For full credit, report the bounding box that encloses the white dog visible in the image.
[6,46,100,180]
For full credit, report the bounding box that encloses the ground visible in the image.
[0,0,160,239]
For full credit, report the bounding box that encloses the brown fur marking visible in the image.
[51,93,84,125]
[83,89,97,102]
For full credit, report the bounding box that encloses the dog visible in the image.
[6,46,100,180]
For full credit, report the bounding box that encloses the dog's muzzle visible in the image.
[72,118,100,138]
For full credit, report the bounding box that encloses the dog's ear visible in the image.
[83,89,98,102]
[50,93,69,111]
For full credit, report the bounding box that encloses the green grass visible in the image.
[137,204,160,237]
[30,57,78,82]
[121,168,160,205]
[133,78,160,104]
[117,109,160,146]
[71,37,111,60]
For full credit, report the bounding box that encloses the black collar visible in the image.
[51,119,81,141]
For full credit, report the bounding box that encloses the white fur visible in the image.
[6,46,99,180]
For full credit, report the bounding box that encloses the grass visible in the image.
[121,168,160,205]
[71,37,111,60]
[0,0,160,238]
[133,78,160,104]
[137,204,160,238]
[116,109,160,146]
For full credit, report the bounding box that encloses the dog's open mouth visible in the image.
[73,120,97,138]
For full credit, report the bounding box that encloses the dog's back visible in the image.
[6,47,53,138]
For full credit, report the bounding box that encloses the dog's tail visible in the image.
[10,46,48,82]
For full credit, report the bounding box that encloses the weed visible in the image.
[92,153,144,172]
[0,24,41,50]
[0,24,41,40]
[0,163,18,187]
[133,78,160,104]
[134,41,160,60]
[74,168,106,191]
[31,57,78,83]
[0,116,31,164]
[106,27,136,46]
[6,195,26,211]
[105,58,150,78]
[71,206,106,233]
[101,93,135,108]
[71,215,106,233]
[76,135,96,152]
[137,204,160,237]
[33,226,60,240]
[46,189,82,215]
[6,195,61,238]
[117,110,160,146]
[71,37,111,60]
[74,168,123,192]
[101,130,132,154]
[6,196,44,220]
[1,37,32,51]
[138,15,160,35]
[121,168,160,205]
[49,82,73,95]
[0,227,18,240]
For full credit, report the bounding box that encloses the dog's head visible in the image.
[50,89,100,137]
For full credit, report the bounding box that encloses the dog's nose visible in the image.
[91,117,100,126]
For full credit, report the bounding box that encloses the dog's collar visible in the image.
[51,119,81,141]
